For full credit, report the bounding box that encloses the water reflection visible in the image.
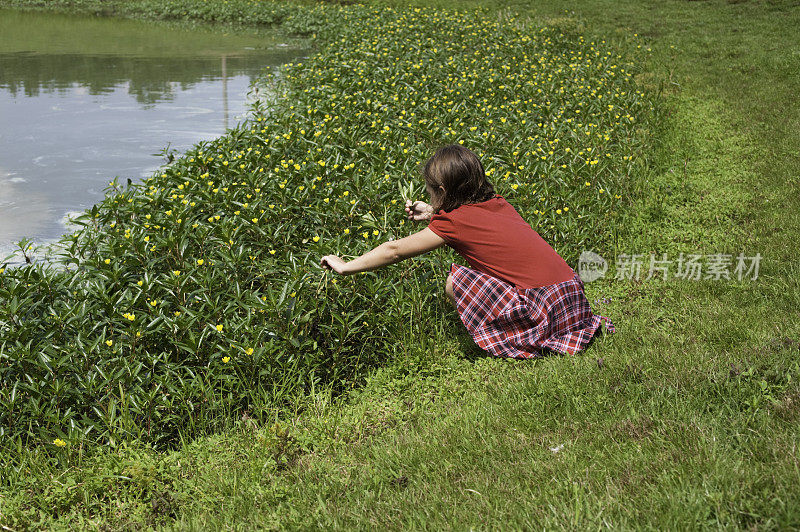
[1,52,290,106]
[0,9,306,258]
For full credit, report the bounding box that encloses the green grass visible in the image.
[0,2,650,448]
[2,0,800,529]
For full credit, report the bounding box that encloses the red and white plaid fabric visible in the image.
[450,263,615,358]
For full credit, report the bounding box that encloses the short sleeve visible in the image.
[427,211,457,244]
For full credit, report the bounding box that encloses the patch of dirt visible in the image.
[769,390,800,422]
[613,415,655,440]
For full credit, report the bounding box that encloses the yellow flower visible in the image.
[372,230,379,236]
[216,324,224,332]
[556,209,562,215]
[104,259,111,264]
[137,280,143,286]
[269,250,276,255]
[313,236,320,243]
[252,218,258,223]
[344,228,350,235]
[290,292,297,298]
[245,347,254,356]
[144,236,150,242]
[222,356,230,363]
[173,270,181,276]
[150,300,158,307]
[197,259,204,265]
[174,311,181,317]
[53,438,67,447]
[145,214,151,219]
[105,339,113,346]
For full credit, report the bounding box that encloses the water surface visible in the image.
[0,9,306,260]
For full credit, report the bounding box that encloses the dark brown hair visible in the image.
[422,144,495,213]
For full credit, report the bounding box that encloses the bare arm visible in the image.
[321,227,446,275]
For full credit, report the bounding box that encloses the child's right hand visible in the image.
[405,200,433,221]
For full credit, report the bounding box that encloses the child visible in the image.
[320,144,615,358]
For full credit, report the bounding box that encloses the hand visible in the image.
[405,200,433,221]
[320,255,349,275]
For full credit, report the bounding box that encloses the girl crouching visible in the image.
[320,144,614,358]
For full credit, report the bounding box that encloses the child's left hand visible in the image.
[320,255,349,275]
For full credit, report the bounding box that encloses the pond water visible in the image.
[0,9,307,261]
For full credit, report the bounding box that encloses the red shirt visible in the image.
[427,195,574,288]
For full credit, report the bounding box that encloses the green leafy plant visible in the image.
[0,2,654,456]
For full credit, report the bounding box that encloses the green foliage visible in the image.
[0,0,328,33]
[0,3,653,454]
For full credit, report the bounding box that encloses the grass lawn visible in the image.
[1,0,799,529]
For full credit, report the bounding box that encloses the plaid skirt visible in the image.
[449,263,615,358]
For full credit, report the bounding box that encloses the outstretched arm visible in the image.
[321,227,446,275]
